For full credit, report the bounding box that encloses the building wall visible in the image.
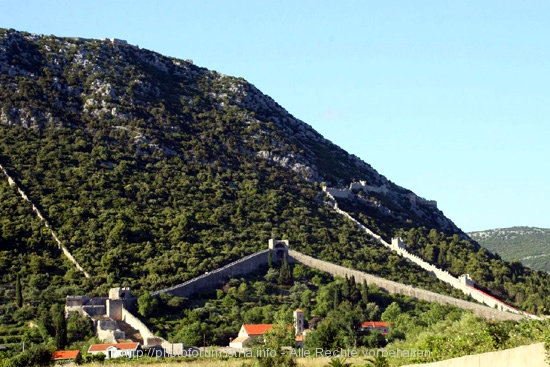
[107,299,123,321]
[96,319,125,343]
[401,342,546,367]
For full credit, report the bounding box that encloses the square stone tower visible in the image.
[268,239,289,262]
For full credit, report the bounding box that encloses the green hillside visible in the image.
[1,27,550,324]
[469,227,550,272]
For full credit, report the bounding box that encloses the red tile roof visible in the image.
[242,324,273,336]
[88,342,139,353]
[51,350,80,360]
[361,321,389,329]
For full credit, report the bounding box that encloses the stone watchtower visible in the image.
[458,274,475,287]
[293,309,304,335]
[107,287,131,321]
[268,239,289,263]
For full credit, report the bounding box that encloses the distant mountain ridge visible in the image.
[469,227,550,272]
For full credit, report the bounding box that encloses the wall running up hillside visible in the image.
[0,163,90,278]
[323,187,536,318]
[151,244,524,321]
[152,250,270,298]
[288,250,523,321]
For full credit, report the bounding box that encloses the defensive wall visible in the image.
[402,342,546,367]
[323,187,534,318]
[148,243,523,321]
[0,162,90,278]
[152,249,270,298]
[287,250,524,321]
[120,308,186,354]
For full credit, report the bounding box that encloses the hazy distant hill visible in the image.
[469,227,550,272]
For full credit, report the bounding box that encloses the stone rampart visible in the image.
[324,187,352,199]
[288,250,524,321]
[120,307,181,351]
[324,188,534,318]
[152,249,270,298]
[96,319,125,343]
[121,308,163,346]
[0,163,90,278]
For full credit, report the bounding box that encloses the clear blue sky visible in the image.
[2,1,549,232]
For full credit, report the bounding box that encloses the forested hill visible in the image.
[469,227,550,273]
[1,28,550,314]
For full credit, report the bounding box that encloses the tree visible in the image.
[361,279,369,306]
[255,309,297,367]
[348,276,360,303]
[381,302,401,323]
[278,252,292,285]
[52,304,67,350]
[267,249,273,268]
[15,273,23,308]
[67,311,94,343]
[173,321,206,346]
[341,275,350,299]
[264,268,279,283]
[137,291,159,317]
[7,343,54,367]
[333,285,341,310]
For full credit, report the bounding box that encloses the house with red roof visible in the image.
[51,350,81,363]
[360,321,390,335]
[229,324,274,348]
[229,309,309,348]
[87,342,140,359]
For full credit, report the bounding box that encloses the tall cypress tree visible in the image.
[278,252,292,285]
[52,304,67,350]
[333,284,341,310]
[361,279,369,307]
[15,273,23,308]
[349,275,360,303]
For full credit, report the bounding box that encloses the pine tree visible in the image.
[15,273,23,308]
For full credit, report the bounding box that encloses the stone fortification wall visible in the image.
[120,307,184,354]
[324,187,352,199]
[152,249,270,298]
[65,296,108,317]
[402,342,546,367]
[324,188,533,318]
[121,308,160,345]
[349,181,389,195]
[388,239,523,315]
[0,163,90,278]
[96,319,125,343]
[288,250,524,321]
